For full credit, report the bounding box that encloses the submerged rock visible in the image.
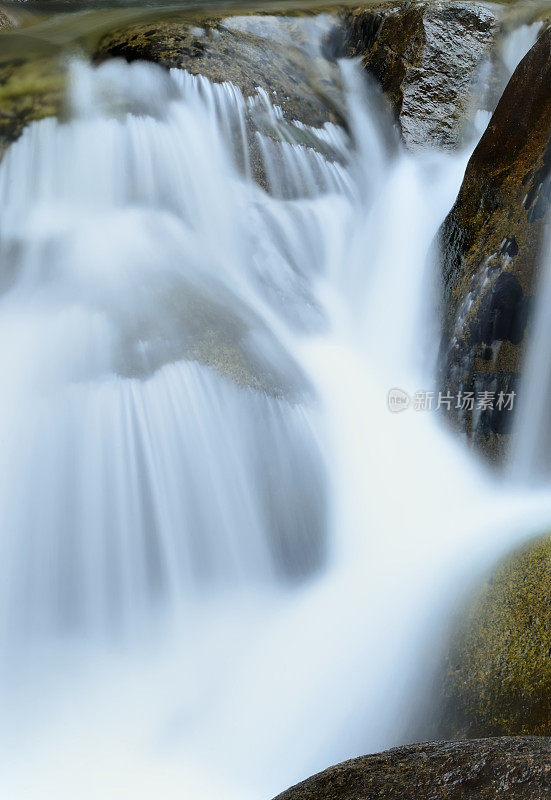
[151,286,311,401]
[273,737,551,799]
[441,535,551,738]
[345,0,502,151]
[438,26,551,459]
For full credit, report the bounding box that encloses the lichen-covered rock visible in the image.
[273,737,551,799]
[0,56,66,159]
[441,535,551,738]
[94,13,344,129]
[438,26,551,460]
[345,1,502,151]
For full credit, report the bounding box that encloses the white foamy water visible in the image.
[509,221,551,480]
[0,37,550,800]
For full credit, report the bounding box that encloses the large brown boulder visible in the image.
[438,26,551,459]
[440,535,551,739]
[273,738,551,800]
[345,1,503,151]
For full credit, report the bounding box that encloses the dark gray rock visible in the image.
[273,737,551,800]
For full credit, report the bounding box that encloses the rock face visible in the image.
[441,535,551,739]
[273,737,551,800]
[438,26,551,459]
[345,1,502,151]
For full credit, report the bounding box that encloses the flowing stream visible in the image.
[1,18,551,800]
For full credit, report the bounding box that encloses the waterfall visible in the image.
[1,46,551,800]
[509,224,551,479]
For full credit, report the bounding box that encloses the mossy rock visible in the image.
[0,5,69,156]
[0,14,57,156]
[438,25,551,461]
[0,55,66,158]
[441,535,551,738]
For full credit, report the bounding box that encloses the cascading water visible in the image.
[509,220,551,480]
[1,25,551,800]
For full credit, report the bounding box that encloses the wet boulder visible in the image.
[94,13,344,129]
[273,737,551,799]
[345,1,503,151]
[440,535,551,738]
[438,26,551,459]
[93,13,349,193]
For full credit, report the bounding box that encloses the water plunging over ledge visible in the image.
[1,15,551,800]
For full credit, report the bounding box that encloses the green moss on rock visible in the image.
[441,534,551,738]
[0,55,66,158]
[0,7,69,156]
